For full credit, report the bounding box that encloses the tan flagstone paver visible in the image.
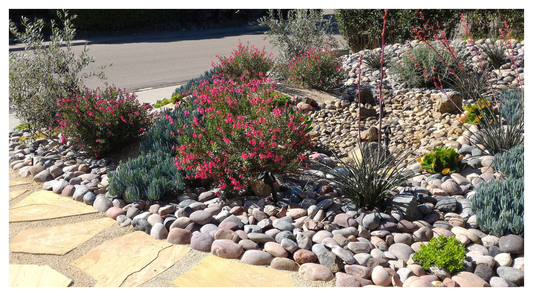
[171,254,294,287]
[9,264,72,287]
[9,190,98,222]
[121,244,191,287]
[9,180,31,187]
[10,218,116,255]
[9,189,28,201]
[71,231,178,287]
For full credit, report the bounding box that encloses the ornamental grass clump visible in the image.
[173,75,313,199]
[317,140,416,210]
[212,41,274,82]
[56,84,153,157]
[413,235,466,274]
[282,47,345,91]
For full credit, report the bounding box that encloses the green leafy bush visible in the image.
[258,9,339,65]
[464,9,524,40]
[9,10,108,136]
[418,146,464,175]
[459,99,494,125]
[174,77,313,198]
[56,84,153,157]
[212,42,274,82]
[413,235,466,274]
[107,150,185,203]
[390,45,456,88]
[271,93,295,108]
[154,93,181,109]
[334,9,461,52]
[281,47,345,91]
[471,177,524,237]
[318,141,415,209]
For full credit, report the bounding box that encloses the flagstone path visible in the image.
[8,171,302,288]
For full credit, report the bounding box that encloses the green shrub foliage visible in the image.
[9,10,108,135]
[258,9,339,65]
[413,235,466,274]
[334,9,462,52]
[107,150,185,203]
[281,47,345,91]
[471,177,524,237]
[418,146,464,175]
[390,45,456,88]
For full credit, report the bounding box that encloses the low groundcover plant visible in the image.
[56,84,153,156]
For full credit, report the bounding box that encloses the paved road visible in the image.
[8,10,344,132]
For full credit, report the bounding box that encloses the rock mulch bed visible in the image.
[8,38,524,287]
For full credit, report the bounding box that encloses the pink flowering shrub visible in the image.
[174,76,313,198]
[281,47,345,91]
[56,84,153,156]
[212,42,274,82]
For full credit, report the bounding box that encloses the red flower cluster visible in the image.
[173,75,313,197]
[56,84,153,156]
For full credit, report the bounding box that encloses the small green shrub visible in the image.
[334,9,462,52]
[471,177,524,237]
[271,93,295,108]
[154,93,180,108]
[107,150,184,203]
[281,47,345,91]
[418,146,464,175]
[9,10,108,136]
[459,98,494,125]
[413,235,466,274]
[390,45,456,88]
[56,84,153,157]
[258,9,339,66]
[212,42,274,82]
[14,123,30,131]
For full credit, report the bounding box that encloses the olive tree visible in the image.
[9,9,109,135]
